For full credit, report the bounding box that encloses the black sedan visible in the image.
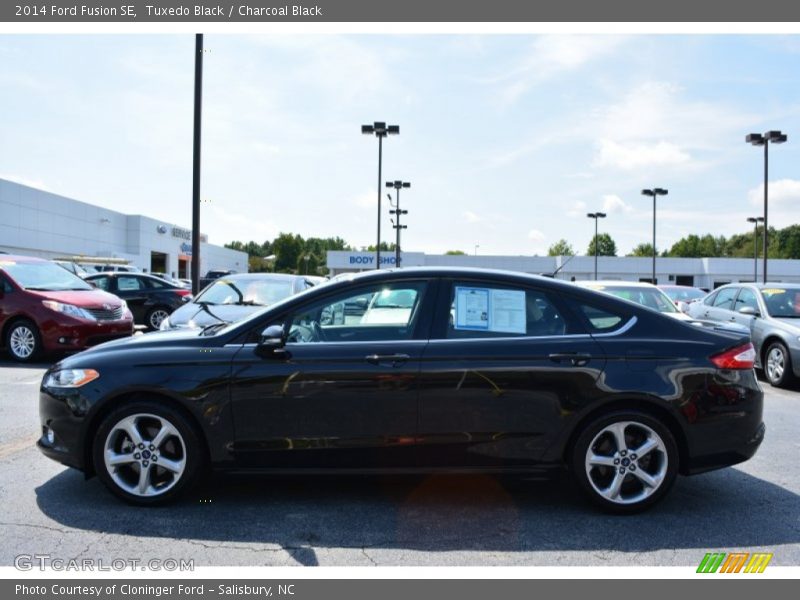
[84,272,192,330]
[38,267,764,513]
[160,273,316,330]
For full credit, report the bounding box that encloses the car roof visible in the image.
[574,280,658,289]
[718,282,800,290]
[0,254,49,264]
[207,272,305,282]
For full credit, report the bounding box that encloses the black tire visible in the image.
[764,341,795,388]
[92,400,204,506]
[5,319,42,362]
[571,410,679,514]
[145,306,172,331]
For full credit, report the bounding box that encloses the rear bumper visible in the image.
[684,421,765,475]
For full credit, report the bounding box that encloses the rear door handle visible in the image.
[365,353,410,366]
[548,353,592,367]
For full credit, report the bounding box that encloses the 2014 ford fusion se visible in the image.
[38,267,765,513]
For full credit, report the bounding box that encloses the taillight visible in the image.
[175,289,192,297]
[710,342,756,370]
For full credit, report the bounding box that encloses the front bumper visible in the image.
[37,385,90,472]
[41,318,134,352]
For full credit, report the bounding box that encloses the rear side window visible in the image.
[713,287,737,310]
[446,282,567,339]
[576,304,624,332]
[146,278,167,289]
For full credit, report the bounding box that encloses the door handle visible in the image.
[548,353,592,367]
[365,353,410,366]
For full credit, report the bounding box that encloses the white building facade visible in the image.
[326,251,800,289]
[0,179,247,277]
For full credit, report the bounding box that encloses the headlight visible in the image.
[159,317,171,331]
[42,300,96,320]
[44,369,100,388]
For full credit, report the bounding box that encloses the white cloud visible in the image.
[748,179,800,206]
[601,194,633,214]
[566,200,587,217]
[593,139,691,170]
[528,229,546,242]
[463,211,482,223]
[492,36,628,105]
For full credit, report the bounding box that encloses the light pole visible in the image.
[586,212,607,280]
[362,122,399,269]
[191,33,204,295]
[746,216,764,283]
[641,188,668,284]
[474,244,480,256]
[746,130,788,283]
[303,255,310,275]
[386,181,410,268]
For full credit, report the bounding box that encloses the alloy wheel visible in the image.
[103,413,186,497]
[766,346,785,384]
[149,309,170,330]
[9,325,36,359]
[584,421,669,506]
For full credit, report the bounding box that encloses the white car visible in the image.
[360,288,417,325]
[574,281,693,321]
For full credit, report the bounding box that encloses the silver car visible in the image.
[687,283,800,387]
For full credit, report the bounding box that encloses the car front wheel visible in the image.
[92,401,203,505]
[764,341,795,388]
[5,319,42,362]
[146,307,171,330]
[572,411,678,514]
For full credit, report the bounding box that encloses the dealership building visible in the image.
[0,178,247,277]
[326,251,800,289]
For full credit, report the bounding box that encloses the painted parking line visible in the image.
[0,435,39,460]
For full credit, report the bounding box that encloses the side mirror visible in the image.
[738,306,760,317]
[258,324,286,349]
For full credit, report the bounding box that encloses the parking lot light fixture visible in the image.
[747,216,765,282]
[746,130,788,283]
[641,188,668,284]
[586,212,607,280]
[386,181,410,268]
[362,122,400,269]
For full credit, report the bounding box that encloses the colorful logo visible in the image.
[697,552,773,573]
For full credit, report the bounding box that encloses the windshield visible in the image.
[761,288,800,318]
[3,261,93,291]
[195,278,295,306]
[593,286,679,314]
[662,287,705,302]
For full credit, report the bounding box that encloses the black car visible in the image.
[38,267,764,512]
[84,272,192,330]
[161,273,316,330]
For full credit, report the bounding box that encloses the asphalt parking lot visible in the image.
[1,359,798,568]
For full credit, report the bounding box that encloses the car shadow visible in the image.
[35,467,800,562]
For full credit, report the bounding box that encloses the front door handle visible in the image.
[365,353,410,366]
[548,353,592,367]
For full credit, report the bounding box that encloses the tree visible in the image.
[587,233,617,257]
[667,234,726,258]
[547,239,574,256]
[627,242,655,257]
[365,241,397,252]
[445,250,466,255]
[271,232,305,272]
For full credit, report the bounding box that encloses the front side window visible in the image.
[446,283,567,338]
[735,288,760,312]
[287,281,427,344]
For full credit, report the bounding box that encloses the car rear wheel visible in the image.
[92,401,204,505]
[5,319,42,362]
[764,341,794,388]
[571,411,678,514]
[146,307,171,330]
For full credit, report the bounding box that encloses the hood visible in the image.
[772,317,800,332]
[166,302,265,329]
[27,288,124,309]
[64,327,205,361]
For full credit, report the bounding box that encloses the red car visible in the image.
[0,255,134,362]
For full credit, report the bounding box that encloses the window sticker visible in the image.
[454,287,489,330]
[454,286,527,334]
[761,288,785,296]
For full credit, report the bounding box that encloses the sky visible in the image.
[1,34,799,256]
